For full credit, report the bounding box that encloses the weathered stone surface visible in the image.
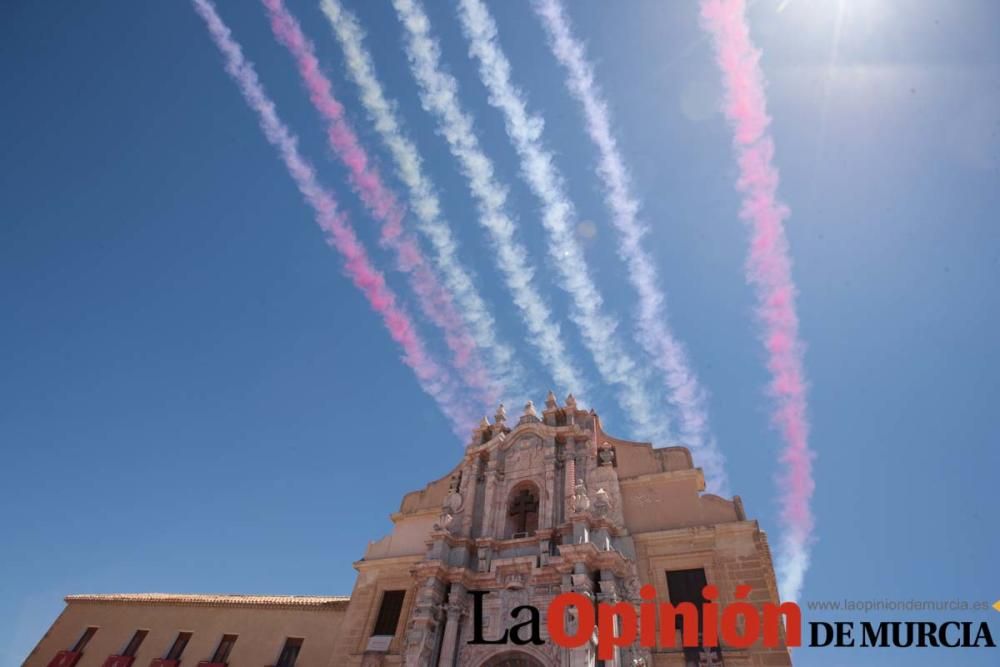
[351,397,793,666]
[24,398,793,667]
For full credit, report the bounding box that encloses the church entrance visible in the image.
[478,651,547,667]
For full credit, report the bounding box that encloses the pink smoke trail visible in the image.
[699,0,814,600]
[191,0,474,435]
[262,0,498,411]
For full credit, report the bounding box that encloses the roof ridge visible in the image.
[64,593,350,608]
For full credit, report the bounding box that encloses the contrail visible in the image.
[533,0,727,493]
[191,0,474,436]
[390,0,587,399]
[699,0,815,600]
[456,0,666,445]
[318,0,525,401]
[261,0,497,412]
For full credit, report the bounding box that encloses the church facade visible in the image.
[25,395,792,667]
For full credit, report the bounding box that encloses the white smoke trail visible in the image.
[456,0,666,444]
[534,0,728,493]
[389,0,588,398]
[191,0,475,435]
[319,0,525,402]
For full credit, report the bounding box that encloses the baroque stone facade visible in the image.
[24,395,792,667]
[341,394,793,667]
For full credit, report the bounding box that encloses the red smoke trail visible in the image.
[262,0,497,411]
[699,0,814,600]
[192,0,474,435]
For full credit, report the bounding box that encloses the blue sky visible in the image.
[2,1,998,664]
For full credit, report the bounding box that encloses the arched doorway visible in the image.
[478,651,547,667]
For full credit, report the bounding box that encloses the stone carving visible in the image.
[444,487,463,513]
[624,576,642,602]
[564,600,579,636]
[502,434,540,453]
[504,437,542,474]
[592,487,612,518]
[436,473,464,531]
[433,509,454,532]
[545,390,557,409]
[503,572,526,590]
[571,479,590,512]
[598,443,615,466]
[477,548,490,573]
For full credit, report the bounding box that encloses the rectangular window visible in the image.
[164,632,192,661]
[371,590,406,637]
[275,637,303,667]
[666,567,720,667]
[666,568,708,606]
[211,634,238,664]
[122,629,148,657]
[71,627,98,652]
[666,568,708,631]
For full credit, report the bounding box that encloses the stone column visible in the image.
[564,456,576,511]
[403,577,446,667]
[543,466,556,529]
[565,568,595,667]
[596,574,622,667]
[482,461,500,537]
[436,583,466,667]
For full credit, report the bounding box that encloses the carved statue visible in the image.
[444,489,463,513]
[433,509,454,532]
[624,576,642,602]
[592,487,611,517]
[571,479,590,512]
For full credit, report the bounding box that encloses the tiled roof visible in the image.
[64,593,350,609]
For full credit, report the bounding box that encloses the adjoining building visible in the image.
[25,394,793,667]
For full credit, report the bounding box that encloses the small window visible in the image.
[165,632,192,661]
[275,637,303,667]
[666,568,708,606]
[371,590,406,637]
[666,568,709,631]
[122,630,148,657]
[211,634,238,664]
[71,627,98,652]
